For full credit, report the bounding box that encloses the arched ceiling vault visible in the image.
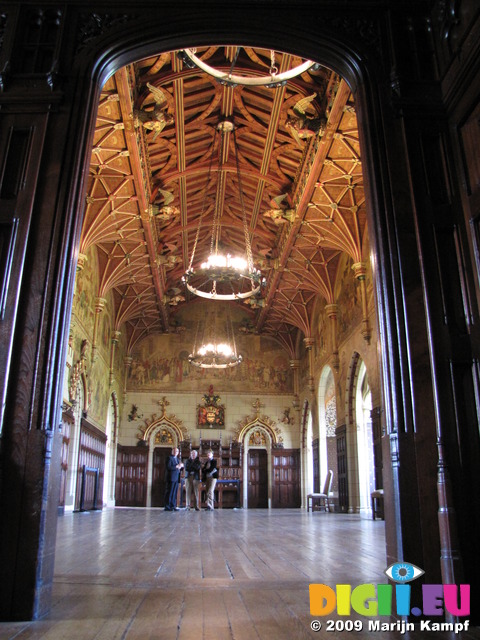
[79,46,367,354]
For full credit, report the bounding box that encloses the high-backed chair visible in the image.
[371,489,384,520]
[307,470,333,512]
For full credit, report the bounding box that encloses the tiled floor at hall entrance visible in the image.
[0,508,478,640]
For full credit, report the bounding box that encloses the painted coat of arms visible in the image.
[197,385,225,428]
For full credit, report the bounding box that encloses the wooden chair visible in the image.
[307,470,333,512]
[371,489,384,520]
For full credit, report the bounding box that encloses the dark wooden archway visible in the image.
[1,2,479,622]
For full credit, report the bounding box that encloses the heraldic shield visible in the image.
[197,385,225,428]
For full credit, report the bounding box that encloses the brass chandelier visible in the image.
[188,305,242,369]
[179,47,318,88]
[183,119,263,301]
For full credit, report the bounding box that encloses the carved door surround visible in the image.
[139,412,189,507]
[235,415,283,508]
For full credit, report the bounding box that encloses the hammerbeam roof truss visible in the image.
[80,47,368,353]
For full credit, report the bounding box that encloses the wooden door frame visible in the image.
[246,447,269,508]
[151,446,171,508]
[146,427,176,507]
[242,425,272,508]
[3,2,478,620]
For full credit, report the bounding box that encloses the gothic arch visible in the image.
[141,416,186,447]
[345,351,374,514]
[3,2,467,620]
[234,415,283,447]
[317,366,338,501]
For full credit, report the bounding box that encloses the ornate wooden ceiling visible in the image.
[80,46,368,357]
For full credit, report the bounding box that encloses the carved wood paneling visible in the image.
[74,419,106,511]
[0,114,47,438]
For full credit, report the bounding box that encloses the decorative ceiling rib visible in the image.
[80,46,368,354]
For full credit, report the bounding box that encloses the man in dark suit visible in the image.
[164,447,184,511]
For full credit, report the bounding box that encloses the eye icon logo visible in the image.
[385,562,424,583]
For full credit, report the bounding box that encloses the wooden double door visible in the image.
[247,448,301,508]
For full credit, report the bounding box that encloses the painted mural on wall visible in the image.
[97,290,114,362]
[73,245,98,336]
[127,333,292,393]
[68,245,125,427]
[88,354,111,425]
[335,254,363,342]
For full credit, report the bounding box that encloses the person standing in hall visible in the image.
[164,447,184,511]
[202,449,218,511]
[184,449,201,511]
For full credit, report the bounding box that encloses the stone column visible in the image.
[109,330,121,386]
[290,359,300,409]
[123,356,133,404]
[303,337,315,392]
[91,297,106,362]
[325,303,339,371]
[352,261,371,343]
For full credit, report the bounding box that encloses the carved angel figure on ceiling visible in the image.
[285,93,327,148]
[133,82,174,140]
[262,194,296,225]
[163,287,185,306]
[157,253,179,269]
[149,189,180,220]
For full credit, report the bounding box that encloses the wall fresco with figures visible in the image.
[127,333,293,393]
[67,245,126,428]
[125,300,293,394]
[335,254,363,342]
[73,245,98,337]
[127,335,293,393]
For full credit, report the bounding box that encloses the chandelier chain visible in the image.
[183,117,262,300]
[233,127,254,272]
[210,128,225,257]
[188,127,218,272]
[228,47,241,80]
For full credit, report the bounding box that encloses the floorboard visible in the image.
[0,508,478,640]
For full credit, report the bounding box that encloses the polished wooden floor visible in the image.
[1,508,478,639]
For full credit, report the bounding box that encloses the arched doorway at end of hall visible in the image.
[345,353,376,516]
[316,367,339,510]
[150,428,178,508]
[103,392,118,507]
[243,425,271,508]
[300,400,313,508]
[115,419,183,508]
[239,418,299,509]
[247,447,268,508]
